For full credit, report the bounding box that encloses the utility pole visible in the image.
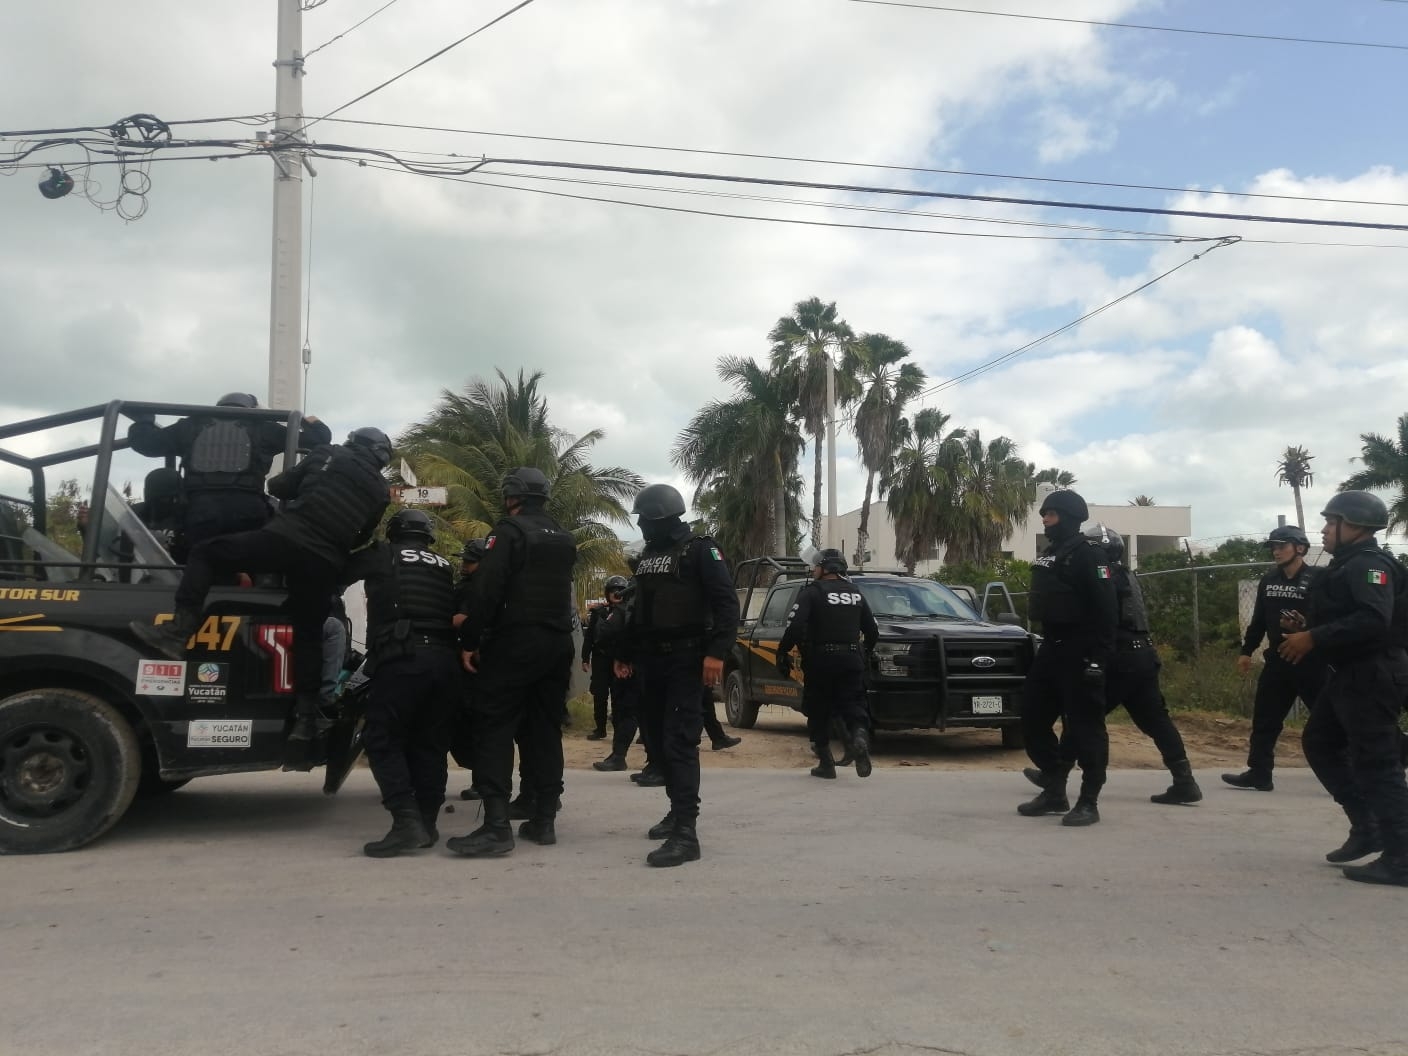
[267,0,305,413]
[825,353,838,549]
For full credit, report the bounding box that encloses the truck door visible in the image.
[753,582,804,712]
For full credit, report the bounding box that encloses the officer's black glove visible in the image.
[776,652,793,678]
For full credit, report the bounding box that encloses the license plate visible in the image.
[972,696,1003,715]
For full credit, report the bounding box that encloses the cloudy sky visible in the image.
[3,0,1406,550]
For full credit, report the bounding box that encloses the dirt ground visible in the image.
[560,701,1301,773]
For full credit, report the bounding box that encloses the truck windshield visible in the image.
[858,579,978,620]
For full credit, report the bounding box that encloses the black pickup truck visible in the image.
[722,557,1037,748]
[0,401,366,855]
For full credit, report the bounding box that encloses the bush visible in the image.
[1157,644,1259,717]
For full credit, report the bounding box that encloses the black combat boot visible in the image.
[1017,771,1070,816]
[647,811,676,840]
[281,693,322,772]
[634,767,666,787]
[507,790,538,820]
[1342,852,1408,887]
[593,753,628,772]
[1326,827,1382,864]
[810,742,837,780]
[647,821,701,867]
[1221,769,1273,792]
[1022,767,1044,788]
[446,796,515,857]
[1150,759,1203,805]
[518,809,557,846]
[419,803,440,848]
[459,784,482,801]
[848,726,872,779]
[587,727,607,741]
[363,807,432,858]
[1062,796,1101,827]
[128,609,199,662]
[711,735,742,751]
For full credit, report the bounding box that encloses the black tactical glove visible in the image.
[776,652,793,678]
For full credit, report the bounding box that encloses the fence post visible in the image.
[1184,540,1200,661]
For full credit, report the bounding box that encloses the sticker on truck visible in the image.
[136,660,186,696]
[187,719,253,748]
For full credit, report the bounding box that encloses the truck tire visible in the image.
[723,670,759,730]
[0,689,143,854]
[1001,723,1025,750]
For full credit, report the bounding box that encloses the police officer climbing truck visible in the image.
[1281,491,1408,887]
[341,509,460,858]
[1220,524,1325,793]
[776,548,878,780]
[1017,489,1118,827]
[615,483,740,868]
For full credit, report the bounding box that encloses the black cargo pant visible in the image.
[800,648,869,747]
[470,629,574,808]
[183,490,272,550]
[637,649,706,825]
[588,652,614,732]
[364,644,459,818]
[1021,638,1109,799]
[700,686,731,746]
[1246,653,1326,779]
[1107,643,1185,766]
[1302,652,1408,854]
[175,528,337,699]
[610,672,641,759]
[449,671,476,772]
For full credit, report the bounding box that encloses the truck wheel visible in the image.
[1001,724,1025,750]
[0,689,143,854]
[723,671,759,730]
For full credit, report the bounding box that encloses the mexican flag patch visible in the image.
[1368,569,1388,585]
[709,547,723,561]
[485,536,497,550]
[1096,566,1110,579]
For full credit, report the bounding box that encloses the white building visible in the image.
[830,484,1192,574]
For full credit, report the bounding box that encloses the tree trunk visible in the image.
[857,471,874,570]
[1292,484,1305,529]
[810,432,823,547]
[772,451,787,555]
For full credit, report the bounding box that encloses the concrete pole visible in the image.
[267,0,305,412]
[825,353,838,548]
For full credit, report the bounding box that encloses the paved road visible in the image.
[5,767,1406,1056]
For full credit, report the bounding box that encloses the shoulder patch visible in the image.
[485,535,497,550]
[710,547,723,561]
[1096,566,1110,579]
[1368,569,1388,585]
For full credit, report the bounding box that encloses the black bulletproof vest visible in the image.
[286,446,390,550]
[634,536,707,633]
[1312,544,1408,658]
[1115,565,1150,637]
[1029,536,1097,627]
[366,544,456,640]
[185,418,259,490]
[494,510,577,632]
[805,578,867,643]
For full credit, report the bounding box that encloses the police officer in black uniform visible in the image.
[130,428,392,769]
[1018,490,1118,826]
[616,483,740,867]
[1224,525,1324,792]
[447,468,577,858]
[342,509,459,857]
[776,548,878,779]
[587,576,641,772]
[581,579,625,740]
[1281,491,1408,884]
[452,538,487,799]
[127,392,332,549]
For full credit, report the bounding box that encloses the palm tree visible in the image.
[397,368,643,599]
[935,430,1035,565]
[767,297,858,547]
[843,333,926,569]
[883,407,954,574]
[1275,445,1315,528]
[1032,467,1077,488]
[673,356,806,558]
[1130,495,1157,506]
[1341,414,1408,531]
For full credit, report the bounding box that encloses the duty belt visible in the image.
[642,636,705,654]
[1117,637,1152,652]
[815,642,860,653]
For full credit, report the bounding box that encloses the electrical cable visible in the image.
[302,169,317,415]
[306,0,405,58]
[847,1,1408,51]
[302,0,539,133]
[310,115,1408,211]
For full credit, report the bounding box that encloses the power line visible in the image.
[312,115,1408,211]
[306,0,405,58]
[303,0,539,132]
[847,1,1408,52]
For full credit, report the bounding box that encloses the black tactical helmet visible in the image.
[387,508,434,542]
[217,392,258,409]
[632,483,686,521]
[1321,490,1390,530]
[502,466,551,503]
[461,537,487,563]
[814,547,848,574]
[1039,488,1089,524]
[604,575,629,595]
[1266,525,1310,548]
[347,426,393,467]
[1082,521,1124,561]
